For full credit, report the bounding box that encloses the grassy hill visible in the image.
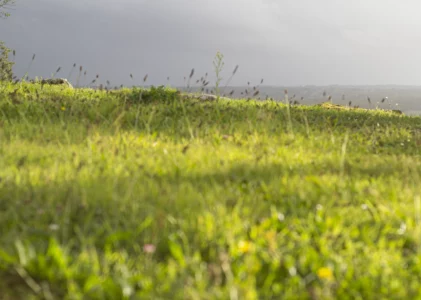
[1,82,421,299]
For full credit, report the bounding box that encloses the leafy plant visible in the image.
[213,51,224,100]
[0,0,14,19]
[0,41,14,82]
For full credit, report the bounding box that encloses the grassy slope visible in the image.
[1,82,421,299]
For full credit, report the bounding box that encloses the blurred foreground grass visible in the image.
[1,82,421,299]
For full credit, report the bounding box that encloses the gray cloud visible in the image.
[1,0,421,86]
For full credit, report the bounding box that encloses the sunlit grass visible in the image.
[1,82,421,299]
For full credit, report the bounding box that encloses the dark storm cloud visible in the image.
[1,0,421,86]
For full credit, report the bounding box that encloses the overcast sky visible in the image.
[2,0,421,87]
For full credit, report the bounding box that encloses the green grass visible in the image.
[1,81,421,299]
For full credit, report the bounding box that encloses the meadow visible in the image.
[1,81,421,299]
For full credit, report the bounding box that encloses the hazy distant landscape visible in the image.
[185,85,421,115]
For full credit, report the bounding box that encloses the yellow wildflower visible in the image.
[237,240,253,254]
[265,230,276,241]
[317,267,334,280]
[61,106,66,111]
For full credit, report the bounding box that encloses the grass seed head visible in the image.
[233,65,239,75]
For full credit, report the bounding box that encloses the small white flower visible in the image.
[49,224,59,231]
[277,213,285,221]
[361,204,368,210]
[316,204,323,211]
[397,223,407,235]
[288,267,297,276]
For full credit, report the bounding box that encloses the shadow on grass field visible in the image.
[1,83,421,298]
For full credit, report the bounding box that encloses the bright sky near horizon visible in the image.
[1,0,421,86]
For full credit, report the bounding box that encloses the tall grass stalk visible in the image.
[213,51,224,100]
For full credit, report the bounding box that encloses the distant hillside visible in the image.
[180,85,421,116]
